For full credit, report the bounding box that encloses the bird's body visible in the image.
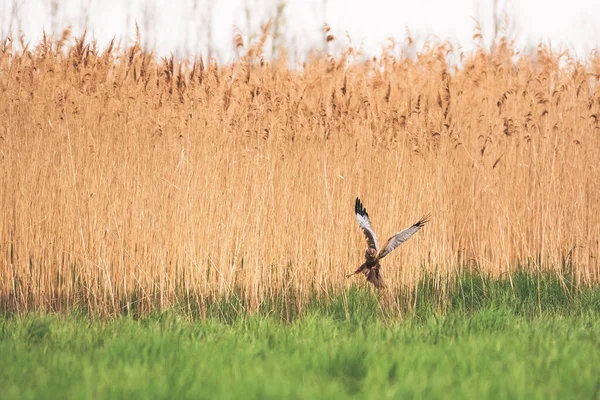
[351,259,384,288]
[348,198,429,289]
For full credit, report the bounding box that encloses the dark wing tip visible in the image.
[415,213,431,227]
[355,197,368,217]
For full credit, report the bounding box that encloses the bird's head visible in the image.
[366,247,377,261]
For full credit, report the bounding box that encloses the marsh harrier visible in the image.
[348,197,429,289]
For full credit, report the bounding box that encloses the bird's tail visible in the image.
[366,268,386,289]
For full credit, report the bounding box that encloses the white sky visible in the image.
[1,0,599,62]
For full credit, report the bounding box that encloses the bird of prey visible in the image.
[348,197,429,289]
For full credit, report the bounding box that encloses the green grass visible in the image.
[1,273,600,399]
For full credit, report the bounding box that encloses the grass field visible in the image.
[2,26,600,399]
[2,274,600,399]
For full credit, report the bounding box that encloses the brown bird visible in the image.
[348,197,429,289]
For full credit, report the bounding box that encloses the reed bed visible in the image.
[1,29,599,316]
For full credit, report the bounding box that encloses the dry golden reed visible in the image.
[1,30,599,315]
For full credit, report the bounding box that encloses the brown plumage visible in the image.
[347,197,429,289]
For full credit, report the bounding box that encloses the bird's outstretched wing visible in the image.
[355,198,379,251]
[377,215,430,259]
